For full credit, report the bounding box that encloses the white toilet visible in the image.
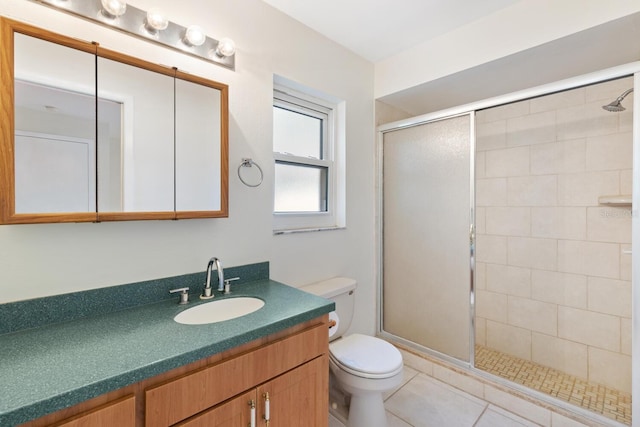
[301,277,403,427]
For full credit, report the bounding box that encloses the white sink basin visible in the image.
[174,297,265,325]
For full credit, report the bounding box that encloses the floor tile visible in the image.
[387,411,413,427]
[330,358,606,427]
[384,365,419,401]
[384,373,487,426]
[475,405,542,427]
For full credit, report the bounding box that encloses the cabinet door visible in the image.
[174,390,256,427]
[145,323,327,427]
[257,356,328,427]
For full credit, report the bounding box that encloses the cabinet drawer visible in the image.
[53,395,135,427]
[145,322,328,426]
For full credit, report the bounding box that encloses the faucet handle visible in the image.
[201,284,214,300]
[223,277,240,294]
[169,287,190,305]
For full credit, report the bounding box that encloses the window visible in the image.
[273,79,344,232]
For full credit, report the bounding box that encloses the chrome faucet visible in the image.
[201,257,224,299]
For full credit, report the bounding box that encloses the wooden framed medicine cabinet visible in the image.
[0,18,229,224]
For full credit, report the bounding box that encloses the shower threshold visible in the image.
[475,345,631,425]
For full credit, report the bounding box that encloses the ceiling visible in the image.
[261,0,521,63]
[261,0,640,116]
[381,12,640,115]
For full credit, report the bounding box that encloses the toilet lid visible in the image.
[329,334,403,377]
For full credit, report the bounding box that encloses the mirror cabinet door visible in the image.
[175,77,223,213]
[97,56,175,214]
[13,33,96,215]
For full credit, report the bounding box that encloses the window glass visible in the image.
[273,106,322,159]
[274,162,327,212]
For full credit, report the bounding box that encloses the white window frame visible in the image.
[273,79,345,233]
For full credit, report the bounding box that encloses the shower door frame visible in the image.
[378,112,476,365]
[376,61,640,426]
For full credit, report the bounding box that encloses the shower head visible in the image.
[602,88,634,112]
[602,100,626,112]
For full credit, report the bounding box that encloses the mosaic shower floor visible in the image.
[475,345,632,425]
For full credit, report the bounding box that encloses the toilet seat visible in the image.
[329,333,403,379]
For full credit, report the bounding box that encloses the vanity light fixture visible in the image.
[214,37,236,58]
[144,7,168,33]
[100,0,126,18]
[183,25,206,47]
[30,0,236,70]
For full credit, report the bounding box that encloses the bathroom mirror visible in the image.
[96,53,176,216]
[0,18,229,224]
[11,29,97,220]
[175,74,224,214]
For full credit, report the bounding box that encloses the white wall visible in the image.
[375,0,640,99]
[0,0,376,335]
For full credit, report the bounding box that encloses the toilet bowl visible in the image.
[301,278,403,427]
[329,333,403,426]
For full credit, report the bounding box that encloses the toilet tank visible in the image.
[300,277,356,341]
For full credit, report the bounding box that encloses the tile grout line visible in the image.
[471,404,491,427]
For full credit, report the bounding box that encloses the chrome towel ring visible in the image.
[237,158,263,187]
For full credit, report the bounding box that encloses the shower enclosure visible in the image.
[382,114,472,362]
[378,65,639,426]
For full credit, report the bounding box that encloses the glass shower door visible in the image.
[381,114,472,362]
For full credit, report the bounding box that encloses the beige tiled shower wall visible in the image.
[475,76,633,393]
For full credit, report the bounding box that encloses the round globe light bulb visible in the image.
[146,8,168,31]
[101,0,127,18]
[184,25,206,47]
[215,37,236,57]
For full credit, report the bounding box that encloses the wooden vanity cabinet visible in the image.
[145,317,328,426]
[256,356,328,426]
[177,357,327,427]
[19,316,329,427]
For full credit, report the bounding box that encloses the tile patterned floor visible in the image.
[475,345,632,425]
[329,365,545,427]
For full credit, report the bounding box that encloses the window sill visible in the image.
[273,226,346,236]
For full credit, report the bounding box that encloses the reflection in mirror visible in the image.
[97,56,175,213]
[14,33,96,214]
[15,128,94,213]
[175,77,222,212]
[96,97,123,211]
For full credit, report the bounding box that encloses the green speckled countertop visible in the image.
[0,278,333,426]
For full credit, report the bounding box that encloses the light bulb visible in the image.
[101,0,127,18]
[184,25,206,47]
[145,8,168,31]
[214,37,236,57]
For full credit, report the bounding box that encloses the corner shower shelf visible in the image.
[598,195,632,206]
